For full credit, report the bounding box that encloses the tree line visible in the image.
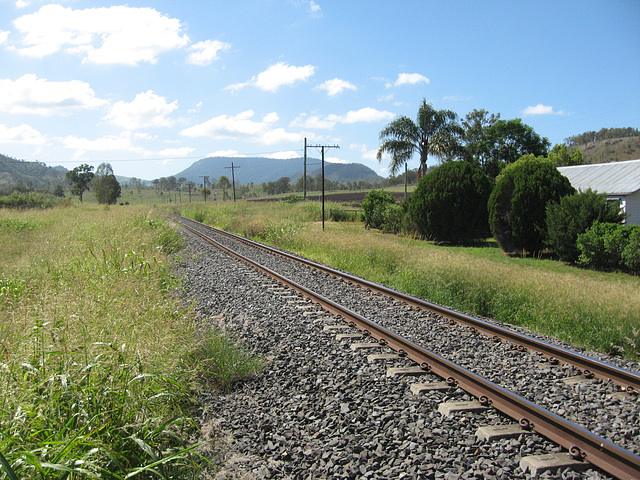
[565,127,640,147]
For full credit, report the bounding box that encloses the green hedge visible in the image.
[577,222,640,273]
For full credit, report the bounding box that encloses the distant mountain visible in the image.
[0,154,67,191]
[574,136,640,164]
[171,156,383,185]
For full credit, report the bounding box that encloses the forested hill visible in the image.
[0,154,67,191]
[173,156,383,185]
[566,127,640,164]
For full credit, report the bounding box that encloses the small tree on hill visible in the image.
[488,155,574,254]
[547,144,585,167]
[66,164,94,203]
[409,161,492,243]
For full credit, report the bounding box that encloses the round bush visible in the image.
[409,161,492,243]
[488,155,575,254]
[362,189,396,230]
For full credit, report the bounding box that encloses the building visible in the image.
[557,159,640,225]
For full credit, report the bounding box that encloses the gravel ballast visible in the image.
[173,223,639,480]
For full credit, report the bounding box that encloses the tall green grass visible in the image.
[169,200,640,360]
[0,205,262,479]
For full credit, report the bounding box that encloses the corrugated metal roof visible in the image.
[557,159,640,195]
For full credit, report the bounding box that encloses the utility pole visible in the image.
[307,143,339,230]
[303,138,320,201]
[404,162,408,200]
[199,175,209,202]
[225,162,240,202]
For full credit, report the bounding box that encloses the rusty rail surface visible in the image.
[177,218,640,480]
[173,214,640,394]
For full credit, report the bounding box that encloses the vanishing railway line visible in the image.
[170,213,640,479]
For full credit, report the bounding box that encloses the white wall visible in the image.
[624,190,640,225]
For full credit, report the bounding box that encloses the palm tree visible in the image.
[377,99,463,177]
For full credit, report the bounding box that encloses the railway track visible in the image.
[170,213,640,479]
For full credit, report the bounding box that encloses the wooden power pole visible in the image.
[307,143,339,230]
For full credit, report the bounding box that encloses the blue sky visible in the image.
[1,0,639,180]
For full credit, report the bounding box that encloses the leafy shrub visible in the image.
[362,189,396,229]
[281,194,303,203]
[488,155,575,254]
[546,189,625,262]
[621,226,640,273]
[329,208,359,222]
[409,161,492,243]
[381,203,405,234]
[0,191,64,209]
[576,222,620,269]
[576,222,640,272]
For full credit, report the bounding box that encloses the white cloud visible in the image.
[0,123,46,144]
[154,146,195,158]
[226,62,315,93]
[0,31,9,44]
[0,74,107,115]
[58,133,142,157]
[350,143,378,161]
[57,131,194,160]
[309,1,322,16]
[181,110,301,145]
[188,101,203,114]
[207,150,244,158]
[266,151,300,159]
[317,78,357,96]
[104,90,178,130]
[13,4,189,65]
[522,104,564,116]
[292,107,394,130]
[326,156,348,164]
[342,107,394,124]
[186,39,230,66]
[392,73,430,87]
[290,113,338,130]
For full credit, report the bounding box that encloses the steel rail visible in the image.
[179,220,640,480]
[173,214,640,393]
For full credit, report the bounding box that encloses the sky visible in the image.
[1,0,639,181]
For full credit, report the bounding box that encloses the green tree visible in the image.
[546,189,624,262]
[362,190,396,229]
[461,109,500,166]
[377,99,463,177]
[547,144,585,167]
[66,164,94,203]
[409,161,492,243]
[218,175,231,200]
[488,155,574,254]
[52,184,65,197]
[482,119,550,178]
[93,163,121,205]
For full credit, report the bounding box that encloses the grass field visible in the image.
[171,199,640,361]
[0,204,262,479]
